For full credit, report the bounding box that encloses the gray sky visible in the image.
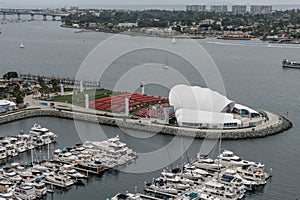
[0,0,300,7]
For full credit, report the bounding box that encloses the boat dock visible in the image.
[138,193,163,200]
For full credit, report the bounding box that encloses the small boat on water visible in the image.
[0,185,13,200]
[13,182,36,200]
[19,43,24,49]
[282,59,300,69]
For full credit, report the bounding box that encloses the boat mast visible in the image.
[217,134,222,181]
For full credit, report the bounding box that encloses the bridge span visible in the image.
[0,8,69,21]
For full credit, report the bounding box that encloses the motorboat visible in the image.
[40,134,51,145]
[53,152,78,163]
[30,123,57,142]
[31,178,47,198]
[200,180,242,200]
[0,186,13,200]
[6,144,18,157]
[148,183,178,195]
[111,193,143,200]
[45,173,75,187]
[236,165,267,186]
[15,140,27,153]
[217,150,264,169]
[14,182,36,200]
[0,147,7,160]
[193,154,222,171]
[1,167,22,182]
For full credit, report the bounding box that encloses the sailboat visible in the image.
[172,37,176,44]
[19,42,24,49]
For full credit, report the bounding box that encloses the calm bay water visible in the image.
[0,18,300,199]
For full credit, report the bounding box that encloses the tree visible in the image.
[3,72,18,80]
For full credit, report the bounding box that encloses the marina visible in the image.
[111,148,272,200]
[0,122,137,199]
[0,10,299,200]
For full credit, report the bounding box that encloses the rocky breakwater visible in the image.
[0,108,293,140]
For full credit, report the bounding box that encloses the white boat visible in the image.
[30,123,57,141]
[45,173,75,187]
[31,178,47,198]
[6,144,18,157]
[172,37,176,44]
[217,150,264,169]
[0,147,6,160]
[14,183,36,200]
[193,154,222,171]
[39,134,51,145]
[200,180,242,200]
[66,169,87,180]
[53,152,78,163]
[111,193,143,200]
[19,43,24,49]
[0,186,13,200]
[33,138,43,147]
[148,183,178,195]
[236,165,267,186]
[1,167,22,182]
[15,141,27,153]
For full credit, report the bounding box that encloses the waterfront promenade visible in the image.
[2,95,291,140]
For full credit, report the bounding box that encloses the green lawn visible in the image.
[48,89,123,106]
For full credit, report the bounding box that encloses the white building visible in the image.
[250,5,272,14]
[0,100,16,112]
[232,5,247,14]
[186,5,206,12]
[169,85,261,129]
[211,5,228,13]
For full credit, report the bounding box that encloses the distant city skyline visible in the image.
[1,0,300,7]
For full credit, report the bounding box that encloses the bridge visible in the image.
[0,8,69,21]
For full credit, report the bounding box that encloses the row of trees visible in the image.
[62,9,300,36]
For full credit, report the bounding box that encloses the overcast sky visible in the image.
[0,0,300,7]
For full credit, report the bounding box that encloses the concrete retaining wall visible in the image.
[0,109,292,140]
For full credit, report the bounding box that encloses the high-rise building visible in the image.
[232,5,247,14]
[211,5,228,12]
[186,5,206,12]
[250,5,272,14]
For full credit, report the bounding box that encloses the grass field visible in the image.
[48,89,122,106]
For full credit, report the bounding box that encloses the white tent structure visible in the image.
[169,85,261,129]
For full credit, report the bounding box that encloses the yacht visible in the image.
[236,165,266,186]
[40,134,51,145]
[53,152,78,163]
[193,154,222,171]
[6,144,18,157]
[31,178,47,198]
[111,193,143,200]
[30,123,57,142]
[217,150,264,169]
[200,180,241,200]
[15,141,27,153]
[14,182,36,200]
[0,147,7,160]
[148,183,178,195]
[45,173,75,187]
[1,167,22,182]
[0,186,13,200]
[33,138,43,147]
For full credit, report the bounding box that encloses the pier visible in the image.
[19,73,101,89]
[144,189,178,198]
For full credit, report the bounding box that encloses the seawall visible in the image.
[0,108,292,140]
